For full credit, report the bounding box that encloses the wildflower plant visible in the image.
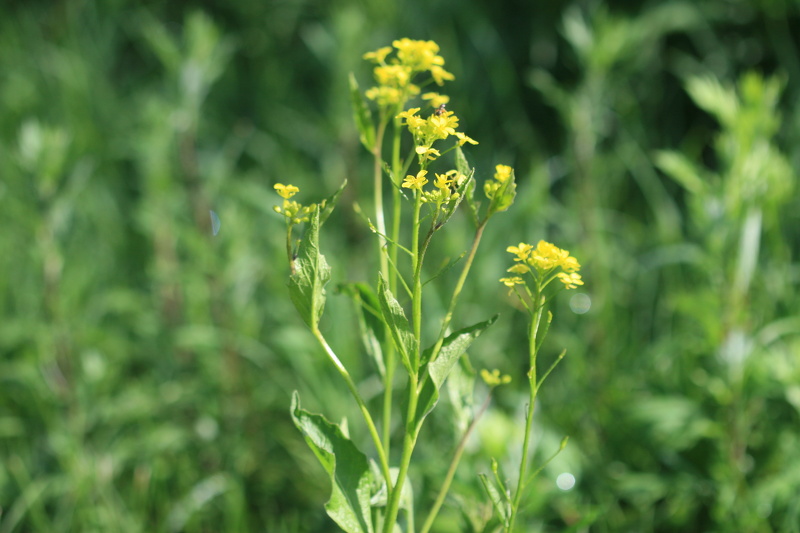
[276,38,584,532]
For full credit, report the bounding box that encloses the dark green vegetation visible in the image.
[2,1,799,531]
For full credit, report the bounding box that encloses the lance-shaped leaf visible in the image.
[339,282,385,377]
[455,145,480,226]
[415,315,498,429]
[289,207,331,328]
[320,179,348,225]
[377,275,415,376]
[349,73,375,150]
[291,392,375,533]
[479,470,511,527]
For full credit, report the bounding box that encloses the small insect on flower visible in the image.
[434,103,446,116]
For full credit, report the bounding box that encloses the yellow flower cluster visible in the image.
[396,106,478,163]
[402,169,466,203]
[499,240,583,290]
[363,39,454,107]
[484,164,513,200]
[480,368,512,387]
[273,183,314,224]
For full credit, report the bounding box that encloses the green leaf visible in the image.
[455,145,480,226]
[654,150,707,195]
[288,208,331,328]
[339,282,385,377]
[349,73,376,150]
[415,315,498,428]
[479,472,511,527]
[377,275,415,376]
[446,354,477,434]
[320,180,348,224]
[291,392,375,533]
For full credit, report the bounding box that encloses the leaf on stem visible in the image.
[415,315,498,429]
[455,145,480,226]
[377,274,416,376]
[320,179,348,224]
[291,392,375,533]
[289,207,331,328]
[339,282,386,377]
[349,73,375,150]
[479,472,511,527]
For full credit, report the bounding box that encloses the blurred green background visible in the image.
[2,0,799,531]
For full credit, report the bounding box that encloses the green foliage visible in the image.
[2,0,800,532]
[291,392,375,533]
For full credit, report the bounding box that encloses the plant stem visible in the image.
[420,391,493,533]
[382,190,425,533]
[430,221,487,364]
[311,326,392,489]
[508,290,544,532]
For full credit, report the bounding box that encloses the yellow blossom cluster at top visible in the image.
[273,183,314,225]
[499,240,584,290]
[363,39,455,107]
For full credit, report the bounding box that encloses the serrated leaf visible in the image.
[377,275,415,376]
[349,73,376,150]
[289,208,330,328]
[415,315,498,428]
[479,473,511,526]
[291,392,375,533]
[339,282,385,377]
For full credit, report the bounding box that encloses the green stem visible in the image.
[372,118,397,456]
[508,290,544,532]
[311,326,392,490]
[429,221,487,364]
[420,391,493,533]
[382,190,424,533]
[383,372,419,533]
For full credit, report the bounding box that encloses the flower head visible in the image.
[480,368,512,387]
[500,240,583,291]
[274,183,300,199]
[402,170,428,190]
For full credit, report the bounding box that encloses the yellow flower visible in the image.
[499,276,524,287]
[494,165,513,183]
[397,107,426,132]
[530,240,570,271]
[507,242,534,261]
[433,173,453,190]
[428,113,458,139]
[430,65,455,86]
[562,256,581,273]
[363,46,393,63]
[415,146,441,160]
[374,64,412,87]
[455,132,479,146]
[480,368,512,387]
[557,272,584,289]
[274,183,300,199]
[393,38,444,71]
[422,92,449,108]
[507,263,530,274]
[402,170,428,190]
